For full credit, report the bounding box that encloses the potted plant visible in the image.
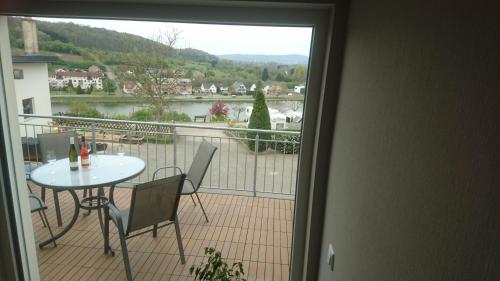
[190,247,246,281]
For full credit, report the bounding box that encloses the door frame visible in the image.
[0,1,348,280]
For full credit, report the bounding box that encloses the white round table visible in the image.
[30,155,145,249]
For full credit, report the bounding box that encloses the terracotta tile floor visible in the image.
[30,184,293,280]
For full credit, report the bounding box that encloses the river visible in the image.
[52,100,304,121]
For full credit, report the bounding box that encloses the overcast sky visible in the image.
[35,17,313,56]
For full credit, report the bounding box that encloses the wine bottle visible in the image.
[80,136,90,167]
[69,136,78,171]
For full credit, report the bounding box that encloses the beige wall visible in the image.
[318,0,500,280]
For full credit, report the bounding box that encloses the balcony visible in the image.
[22,114,298,280]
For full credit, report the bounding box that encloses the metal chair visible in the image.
[153,140,217,222]
[29,193,57,248]
[106,174,186,281]
[37,131,79,226]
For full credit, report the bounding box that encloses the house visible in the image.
[199,83,207,94]
[249,83,256,91]
[232,81,247,95]
[176,78,192,95]
[122,80,138,94]
[294,84,306,94]
[262,84,271,95]
[49,70,103,90]
[12,18,57,136]
[217,84,228,94]
[87,65,102,74]
[208,84,217,94]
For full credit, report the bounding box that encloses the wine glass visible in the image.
[46,150,56,174]
[117,144,125,157]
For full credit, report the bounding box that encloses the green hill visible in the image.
[7,17,307,90]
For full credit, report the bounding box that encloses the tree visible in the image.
[127,28,182,117]
[209,101,229,121]
[275,72,285,81]
[75,85,85,95]
[86,85,94,95]
[102,79,117,94]
[261,68,269,81]
[232,104,245,121]
[247,90,271,152]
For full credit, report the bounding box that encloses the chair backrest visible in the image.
[37,131,79,163]
[186,140,217,191]
[126,174,185,235]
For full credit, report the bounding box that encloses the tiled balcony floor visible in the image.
[30,184,293,280]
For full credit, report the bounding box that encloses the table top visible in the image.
[30,155,145,190]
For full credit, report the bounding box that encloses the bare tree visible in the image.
[126,28,183,118]
[232,104,246,121]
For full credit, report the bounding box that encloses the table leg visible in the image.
[104,185,114,255]
[39,190,80,249]
[97,187,104,233]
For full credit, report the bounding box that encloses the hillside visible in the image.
[7,17,216,63]
[218,54,309,64]
[8,17,308,90]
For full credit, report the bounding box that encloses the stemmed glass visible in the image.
[46,150,56,174]
[117,144,125,166]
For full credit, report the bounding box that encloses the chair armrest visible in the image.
[106,202,128,236]
[28,194,45,206]
[153,166,184,180]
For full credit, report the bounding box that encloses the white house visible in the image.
[232,81,247,95]
[208,84,217,94]
[49,69,103,90]
[249,83,257,91]
[245,106,302,130]
[262,85,271,95]
[13,19,57,136]
[294,84,306,94]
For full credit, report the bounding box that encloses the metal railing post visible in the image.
[173,126,177,175]
[91,122,97,154]
[253,133,259,197]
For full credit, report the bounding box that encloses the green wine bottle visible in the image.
[69,136,78,171]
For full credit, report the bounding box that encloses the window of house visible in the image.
[22,98,34,114]
[13,69,23,79]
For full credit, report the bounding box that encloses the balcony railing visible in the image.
[19,114,300,198]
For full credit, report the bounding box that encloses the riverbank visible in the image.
[50,94,305,104]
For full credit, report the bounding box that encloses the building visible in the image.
[232,81,247,95]
[12,18,57,136]
[294,84,306,94]
[208,84,217,94]
[262,84,271,95]
[49,69,103,90]
[122,80,138,94]
[87,65,102,74]
[176,78,193,95]
[217,84,228,94]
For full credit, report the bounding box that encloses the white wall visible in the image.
[318,0,500,280]
[13,62,52,136]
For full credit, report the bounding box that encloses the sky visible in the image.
[35,17,313,56]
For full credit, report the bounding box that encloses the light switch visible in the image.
[327,244,335,271]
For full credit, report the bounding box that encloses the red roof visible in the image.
[55,70,101,78]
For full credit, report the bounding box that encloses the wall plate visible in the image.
[328,244,335,271]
